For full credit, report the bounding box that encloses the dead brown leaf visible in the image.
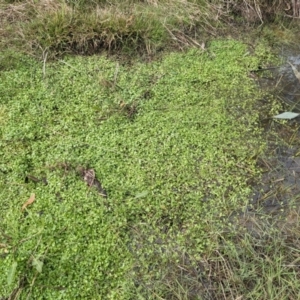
[21,193,35,211]
[83,169,95,187]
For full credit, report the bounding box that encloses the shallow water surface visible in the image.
[278,51,300,108]
[250,49,300,216]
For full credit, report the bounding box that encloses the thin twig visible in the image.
[42,48,48,79]
[113,62,119,88]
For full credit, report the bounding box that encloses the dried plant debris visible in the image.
[25,174,48,185]
[78,167,107,197]
[288,61,300,83]
[21,193,35,211]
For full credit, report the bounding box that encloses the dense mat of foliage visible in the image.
[0,40,280,298]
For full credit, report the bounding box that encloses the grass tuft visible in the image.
[0,0,219,57]
[1,0,298,58]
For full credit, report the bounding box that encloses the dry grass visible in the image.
[1,0,298,58]
[227,0,300,23]
[0,0,220,58]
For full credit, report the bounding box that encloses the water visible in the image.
[278,52,300,109]
[249,50,300,216]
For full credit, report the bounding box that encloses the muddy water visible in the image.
[278,53,300,109]
[250,52,300,216]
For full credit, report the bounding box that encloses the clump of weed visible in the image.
[1,0,299,59]
[0,0,220,58]
[202,212,300,299]
[125,208,300,299]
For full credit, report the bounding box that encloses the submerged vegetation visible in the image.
[1,0,300,299]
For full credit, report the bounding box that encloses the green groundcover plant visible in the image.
[0,40,278,299]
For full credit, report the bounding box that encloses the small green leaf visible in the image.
[32,257,43,273]
[7,261,18,286]
[134,191,149,199]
